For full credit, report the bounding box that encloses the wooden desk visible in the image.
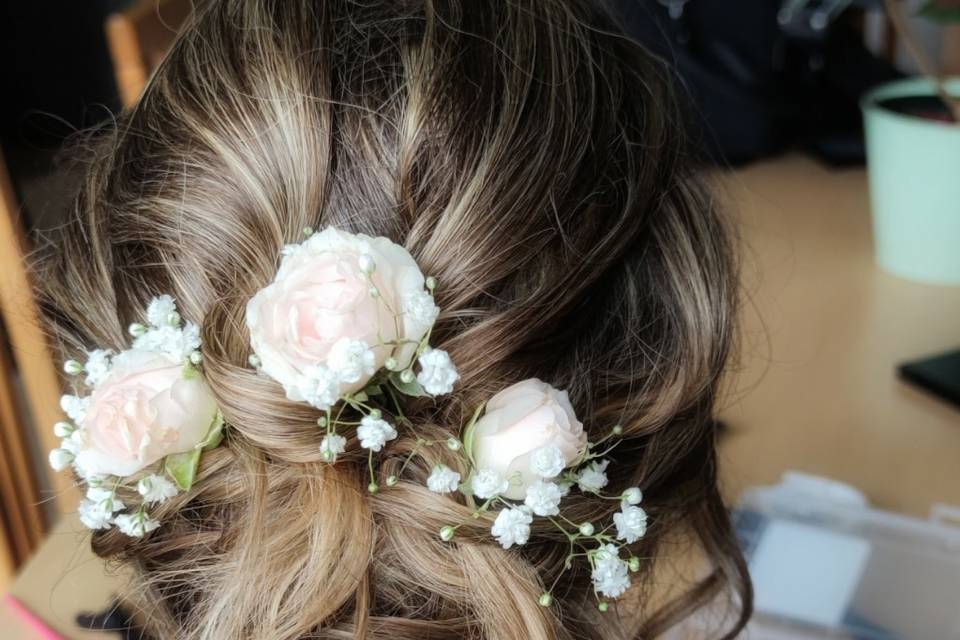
[719,154,960,518]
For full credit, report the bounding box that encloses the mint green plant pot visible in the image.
[862,77,960,285]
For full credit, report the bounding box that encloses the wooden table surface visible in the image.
[4,154,960,639]
[718,154,960,518]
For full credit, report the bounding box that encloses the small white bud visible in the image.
[400,369,415,384]
[316,416,327,427]
[622,487,643,505]
[166,311,181,326]
[358,253,376,274]
[384,357,398,371]
[386,475,398,486]
[628,557,641,572]
[48,448,74,471]
[538,593,554,607]
[369,408,382,419]
[303,226,314,236]
[446,437,461,451]
[189,351,203,365]
[321,449,334,462]
[367,482,379,494]
[248,354,261,368]
[369,286,380,298]
[63,359,84,375]
[598,602,609,613]
[439,525,456,541]
[53,421,75,438]
[579,522,595,537]
[611,425,623,436]
[128,322,147,337]
[425,276,437,291]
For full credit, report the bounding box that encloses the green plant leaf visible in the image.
[199,411,225,451]
[460,403,485,462]
[364,384,384,397]
[919,0,960,22]
[389,372,427,397]
[164,448,202,491]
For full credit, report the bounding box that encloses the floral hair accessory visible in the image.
[431,378,647,611]
[245,226,459,485]
[49,296,224,537]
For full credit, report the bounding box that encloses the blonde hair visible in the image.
[37,0,751,637]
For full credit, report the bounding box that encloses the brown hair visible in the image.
[36,0,751,637]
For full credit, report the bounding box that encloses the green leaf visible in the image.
[919,0,960,22]
[389,372,427,397]
[460,403,485,463]
[164,448,202,491]
[199,411,225,451]
[364,384,384,397]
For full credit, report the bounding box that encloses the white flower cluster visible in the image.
[76,474,178,536]
[49,296,214,537]
[426,388,650,611]
[131,294,202,361]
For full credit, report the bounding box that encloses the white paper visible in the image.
[750,519,872,628]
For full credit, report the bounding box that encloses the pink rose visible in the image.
[465,379,587,500]
[245,227,436,402]
[73,350,218,478]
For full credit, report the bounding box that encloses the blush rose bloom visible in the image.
[73,350,219,478]
[245,227,435,400]
[465,379,587,500]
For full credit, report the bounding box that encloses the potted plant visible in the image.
[862,0,960,284]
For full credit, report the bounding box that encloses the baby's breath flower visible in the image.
[320,434,347,461]
[524,480,564,517]
[427,465,461,494]
[576,459,610,494]
[416,348,459,396]
[402,289,439,327]
[114,512,160,538]
[77,499,113,530]
[53,421,75,438]
[146,295,177,327]
[86,486,124,513]
[439,525,456,541]
[138,474,179,505]
[470,469,509,500]
[327,338,376,384]
[357,415,397,452]
[613,505,648,544]
[63,359,84,376]
[48,448,74,471]
[297,365,341,410]
[591,544,631,598]
[60,394,89,424]
[490,507,532,549]
[529,445,566,479]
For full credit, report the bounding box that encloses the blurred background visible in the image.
[0,1,958,638]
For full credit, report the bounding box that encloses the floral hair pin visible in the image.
[49,296,223,537]
[429,378,648,611]
[246,227,645,609]
[245,226,459,487]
